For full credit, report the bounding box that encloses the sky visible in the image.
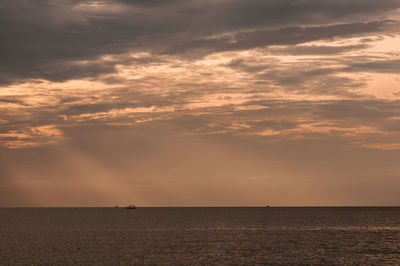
[1,0,400,207]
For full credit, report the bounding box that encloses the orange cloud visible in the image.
[0,125,63,149]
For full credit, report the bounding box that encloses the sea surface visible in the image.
[0,207,399,265]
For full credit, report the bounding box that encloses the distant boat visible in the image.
[126,204,136,209]
[266,205,270,208]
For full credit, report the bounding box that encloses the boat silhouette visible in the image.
[126,204,136,209]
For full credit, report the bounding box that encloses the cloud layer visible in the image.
[1,0,400,206]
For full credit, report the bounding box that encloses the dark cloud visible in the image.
[168,21,394,55]
[0,97,28,106]
[314,100,400,122]
[0,0,399,83]
[266,44,370,55]
[347,59,400,73]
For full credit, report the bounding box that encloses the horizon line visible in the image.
[1,205,400,208]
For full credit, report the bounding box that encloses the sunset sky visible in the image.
[1,0,400,207]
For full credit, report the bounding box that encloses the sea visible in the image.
[0,207,399,265]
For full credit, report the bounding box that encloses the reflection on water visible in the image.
[0,207,399,264]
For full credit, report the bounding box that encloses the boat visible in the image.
[126,204,136,209]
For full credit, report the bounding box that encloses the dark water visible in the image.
[1,207,399,265]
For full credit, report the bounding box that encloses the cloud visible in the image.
[346,59,400,73]
[266,44,370,55]
[167,21,396,55]
[0,125,63,149]
[0,0,399,83]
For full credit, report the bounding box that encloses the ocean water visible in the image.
[0,207,399,265]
